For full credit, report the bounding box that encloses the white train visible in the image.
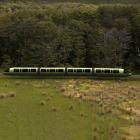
[4,67,131,77]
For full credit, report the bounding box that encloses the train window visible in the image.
[105,70,110,73]
[77,69,82,72]
[68,69,73,72]
[22,69,28,72]
[14,69,20,72]
[50,69,55,72]
[96,69,102,73]
[58,69,64,72]
[113,70,119,73]
[31,69,36,72]
[85,69,91,73]
[41,69,47,72]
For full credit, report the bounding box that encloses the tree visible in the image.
[97,27,131,67]
[1,55,12,68]
[68,20,87,66]
[129,10,140,68]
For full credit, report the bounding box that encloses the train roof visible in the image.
[9,67,124,70]
[94,68,124,70]
[10,67,38,69]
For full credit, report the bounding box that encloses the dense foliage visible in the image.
[0,3,140,69]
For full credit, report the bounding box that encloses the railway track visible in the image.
[0,72,140,80]
[130,75,140,80]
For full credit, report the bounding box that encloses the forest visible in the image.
[0,2,140,70]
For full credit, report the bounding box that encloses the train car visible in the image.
[40,67,65,75]
[66,68,92,76]
[93,68,131,77]
[3,67,132,77]
[3,67,39,75]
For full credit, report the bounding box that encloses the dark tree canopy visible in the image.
[0,3,139,70]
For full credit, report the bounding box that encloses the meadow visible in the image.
[0,77,140,140]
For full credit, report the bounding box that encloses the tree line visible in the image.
[0,3,139,70]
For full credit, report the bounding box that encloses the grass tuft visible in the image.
[51,107,58,112]
[15,81,20,86]
[0,92,16,99]
[40,100,46,106]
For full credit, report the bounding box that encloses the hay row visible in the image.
[0,92,16,99]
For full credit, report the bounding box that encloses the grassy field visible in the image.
[0,77,140,140]
[3,0,140,4]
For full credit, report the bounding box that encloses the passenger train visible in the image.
[3,67,132,77]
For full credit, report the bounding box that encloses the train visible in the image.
[3,67,132,77]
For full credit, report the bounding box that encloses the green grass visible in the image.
[0,78,140,140]
[3,0,140,4]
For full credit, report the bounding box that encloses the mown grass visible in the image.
[0,78,140,140]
